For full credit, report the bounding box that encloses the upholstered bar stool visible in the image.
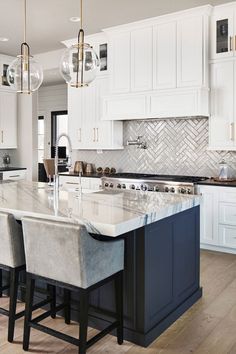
[22,217,124,354]
[0,211,26,342]
[0,212,57,343]
[43,159,55,186]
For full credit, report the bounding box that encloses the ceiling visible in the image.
[0,0,233,57]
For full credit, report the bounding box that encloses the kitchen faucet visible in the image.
[54,133,73,191]
[127,136,147,149]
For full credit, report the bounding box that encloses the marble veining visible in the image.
[0,181,201,237]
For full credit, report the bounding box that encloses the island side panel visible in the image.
[137,206,201,335]
[86,206,201,347]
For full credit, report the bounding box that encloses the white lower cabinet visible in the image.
[197,185,236,253]
[2,170,26,181]
[59,175,101,192]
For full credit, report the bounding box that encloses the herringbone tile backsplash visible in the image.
[74,117,236,177]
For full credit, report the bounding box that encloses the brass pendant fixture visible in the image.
[60,0,100,87]
[7,0,43,94]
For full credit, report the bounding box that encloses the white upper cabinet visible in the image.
[153,21,176,90]
[130,26,153,92]
[102,5,211,120]
[209,61,235,150]
[210,4,235,60]
[177,15,204,87]
[68,86,83,149]
[0,91,17,149]
[110,31,131,94]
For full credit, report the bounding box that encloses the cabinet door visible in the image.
[130,27,153,92]
[153,21,176,90]
[219,225,236,249]
[68,86,83,149]
[83,83,97,147]
[211,8,234,60]
[110,31,130,93]
[0,91,17,149]
[198,186,218,246]
[177,16,203,87]
[209,61,235,150]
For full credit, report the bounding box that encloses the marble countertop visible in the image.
[0,181,201,237]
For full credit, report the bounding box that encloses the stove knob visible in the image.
[155,186,159,192]
[170,187,175,193]
[179,187,186,194]
[122,184,126,189]
[104,183,109,188]
[130,184,136,190]
[187,188,192,194]
[141,184,148,191]
[117,184,122,189]
[110,183,114,188]
[165,186,169,192]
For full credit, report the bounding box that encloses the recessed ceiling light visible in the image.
[0,37,9,42]
[69,17,80,22]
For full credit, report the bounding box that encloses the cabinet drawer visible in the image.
[219,203,236,225]
[59,176,90,190]
[218,191,236,203]
[102,94,148,120]
[219,225,236,248]
[2,170,26,180]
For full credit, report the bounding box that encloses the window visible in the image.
[51,111,68,157]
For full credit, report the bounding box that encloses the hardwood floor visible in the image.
[1,250,236,353]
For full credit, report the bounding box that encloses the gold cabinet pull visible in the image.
[230,123,235,141]
[1,131,3,144]
[234,35,236,51]
[230,36,233,51]
[93,128,96,142]
[96,128,99,142]
[77,128,81,142]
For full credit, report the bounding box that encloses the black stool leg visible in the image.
[79,289,89,354]
[64,289,71,325]
[115,272,123,345]
[8,268,20,343]
[0,269,2,297]
[23,275,35,351]
[47,284,56,319]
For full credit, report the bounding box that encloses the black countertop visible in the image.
[197,178,236,187]
[59,172,103,178]
[0,167,27,172]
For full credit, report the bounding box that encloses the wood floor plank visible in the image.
[0,250,236,354]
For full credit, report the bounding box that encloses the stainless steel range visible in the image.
[102,173,208,195]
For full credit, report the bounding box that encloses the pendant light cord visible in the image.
[80,0,83,30]
[24,0,27,43]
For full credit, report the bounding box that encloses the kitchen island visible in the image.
[0,180,201,347]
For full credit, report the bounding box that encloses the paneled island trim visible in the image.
[0,180,201,237]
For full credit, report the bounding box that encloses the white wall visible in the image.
[15,94,38,181]
[38,84,67,159]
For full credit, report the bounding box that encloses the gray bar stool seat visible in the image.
[0,211,26,342]
[22,217,124,354]
[0,212,58,343]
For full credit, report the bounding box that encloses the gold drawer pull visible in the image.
[230,123,235,141]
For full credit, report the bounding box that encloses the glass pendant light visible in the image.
[60,0,100,87]
[7,0,43,94]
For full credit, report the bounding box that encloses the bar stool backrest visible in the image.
[22,217,124,289]
[0,212,25,268]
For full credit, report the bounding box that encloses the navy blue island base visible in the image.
[65,205,201,347]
